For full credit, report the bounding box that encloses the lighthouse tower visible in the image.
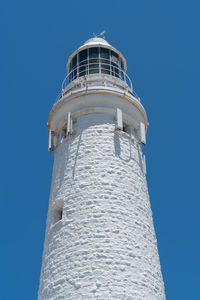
[38,37,166,300]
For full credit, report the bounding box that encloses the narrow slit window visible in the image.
[53,203,63,225]
[123,124,129,133]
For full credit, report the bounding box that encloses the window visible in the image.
[69,55,77,81]
[111,50,119,78]
[89,47,99,74]
[71,55,77,80]
[123,123,129,133]
[52,202,63,225]
[100,48,110,75]
[68,47,126,82]
[121,59,125,80]
[79,49,88,76]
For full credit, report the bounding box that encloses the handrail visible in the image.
[52,70,140,111]
[62,61,133,91]
[69,57,121,71]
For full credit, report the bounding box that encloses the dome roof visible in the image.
[67,37,127,72]
[82,37,110,47]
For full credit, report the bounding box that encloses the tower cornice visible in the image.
[48,88,148,133]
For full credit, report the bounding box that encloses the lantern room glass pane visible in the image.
[68,47,126,83]
[72,55,77,68]
[100,48,110,75]
[71,55,77,80]
[89,47,99,74]
[121,59,124,70]
[69,62,72,81]
[121,59,124,80]
[79,49,88,76]
[111,51,119,78]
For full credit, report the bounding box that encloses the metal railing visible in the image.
[51,61,141,109]
[62,59,133,91]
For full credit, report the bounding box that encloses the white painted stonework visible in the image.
[38,38,165,300]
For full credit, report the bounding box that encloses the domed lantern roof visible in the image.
[81,37,110,47]
[67,37,127,72]
[66,38,127,82]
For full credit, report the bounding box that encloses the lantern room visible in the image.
[66,37,127,83]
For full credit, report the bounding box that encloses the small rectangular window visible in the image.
[123,124,129,133]
[53,203,63,224]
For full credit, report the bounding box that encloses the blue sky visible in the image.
[0,0,200,299]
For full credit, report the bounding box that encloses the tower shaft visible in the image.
[38,37,165,300]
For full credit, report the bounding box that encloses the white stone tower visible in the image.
[38,37,166,300]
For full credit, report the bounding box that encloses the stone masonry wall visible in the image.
[38,113,165,300]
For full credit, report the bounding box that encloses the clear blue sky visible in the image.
[1,1,199,299]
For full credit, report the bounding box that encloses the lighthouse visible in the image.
[38,37,166,299]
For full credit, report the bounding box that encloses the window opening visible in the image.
[79,49,88,77]
[100,48,110,75]
[71,55,77,80]
[89,47,99,74]
[69,47,126,82]
[123,123,129,133]
[52,203,63,225]
[111,51,119,78]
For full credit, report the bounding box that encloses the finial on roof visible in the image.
[93,30,106,39]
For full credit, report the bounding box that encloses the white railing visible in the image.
[62,59,133,91]
[52,61,140,107]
